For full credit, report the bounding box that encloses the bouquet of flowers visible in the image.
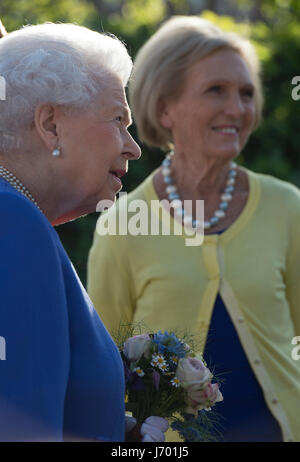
[117,328,223,442]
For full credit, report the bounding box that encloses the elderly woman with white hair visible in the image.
[0,22,172,442]
[88,16,300,442]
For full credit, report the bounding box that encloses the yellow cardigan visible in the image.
[87,168,300,442]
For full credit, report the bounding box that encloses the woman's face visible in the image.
[53,77,141,223]
[159,48,256,162]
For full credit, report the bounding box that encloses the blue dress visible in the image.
[0,179,125,442]
[203,230,283,442]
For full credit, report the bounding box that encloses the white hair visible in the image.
[0,22,132,151]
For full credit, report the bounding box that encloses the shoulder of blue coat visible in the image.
[0,187,55,240]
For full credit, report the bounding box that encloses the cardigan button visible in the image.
[253,359,261,365]
[271,398,278,405]
[237,317,244,323]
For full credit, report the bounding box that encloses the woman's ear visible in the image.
[33,103,62,151]
[157,98,173,129]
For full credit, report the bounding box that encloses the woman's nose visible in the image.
[124,132,142,160]
[224,94,245,117]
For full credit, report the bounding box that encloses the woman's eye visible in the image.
[242,89,254,98]
[115,116,123,122]
[207,85,221,93]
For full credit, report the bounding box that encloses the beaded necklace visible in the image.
[0,165,42,212]
[161,151,237,229]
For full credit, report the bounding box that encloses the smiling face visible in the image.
[53,76,141,222]
[159,48,256,164]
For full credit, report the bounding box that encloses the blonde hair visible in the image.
[129,16,263,150]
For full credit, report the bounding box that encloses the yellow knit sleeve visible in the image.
[87,220,136,337]
[286,247,300,335]
[285,187,300,335]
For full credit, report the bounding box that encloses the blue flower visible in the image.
[153,331,187,358]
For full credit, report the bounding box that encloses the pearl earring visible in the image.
[52,148,61,157]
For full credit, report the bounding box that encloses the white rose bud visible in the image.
[185,382,223,415]
[123,334,152,363]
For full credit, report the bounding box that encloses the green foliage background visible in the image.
[1,0,300,285]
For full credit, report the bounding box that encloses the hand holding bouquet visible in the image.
[119,330,223,442]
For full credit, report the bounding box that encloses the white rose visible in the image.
[123,334,152,363]
[176,357,212,387]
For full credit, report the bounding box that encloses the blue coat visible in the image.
[0,179,125,441]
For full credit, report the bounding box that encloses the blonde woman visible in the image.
[88,16,300,442]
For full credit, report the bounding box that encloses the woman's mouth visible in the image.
[212,126,239,136]
[109,170,126,188]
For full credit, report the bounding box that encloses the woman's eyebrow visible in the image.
[201,78,255,87]
[113,100,132,125]
[122,105,133,126]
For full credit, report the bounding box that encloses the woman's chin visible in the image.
[212,147,241,161]
[95,193,117,212]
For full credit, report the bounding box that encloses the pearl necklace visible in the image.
[0,165,42,212]
[162,152,237,230]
